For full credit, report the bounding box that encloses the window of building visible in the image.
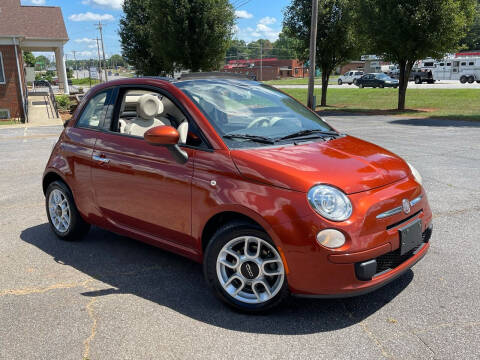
[0,109,10,119]
[0,52,5,84]
[461,62,466,66]
[469,62,474,66]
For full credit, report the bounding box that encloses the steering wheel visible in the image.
[247,116,271,129]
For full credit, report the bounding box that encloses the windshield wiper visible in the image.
[223,133,275,144]
[276,129,339,141]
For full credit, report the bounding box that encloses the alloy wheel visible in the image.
[48,189,71,233]
[216,236,285,304]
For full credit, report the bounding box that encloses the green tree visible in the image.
[356,0,476,110]
[120,0,235,75]
[460,1,480,50]
[273,32,301,59]
[23,51,36,67]
[109,54,126,68]
[119,0,161,75]
[35,55,50,70]
[151,0,235,73]
[283,0,360,106]
[226,39,248,61]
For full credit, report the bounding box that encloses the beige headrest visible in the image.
[137,94,164,120]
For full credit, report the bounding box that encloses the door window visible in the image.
[77,89,114,129]
[112,88,206,148]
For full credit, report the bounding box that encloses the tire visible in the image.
[203,221,289,313]
[476,81,480,84]
[353,79,357,85]
[468,76,475,84]
[414,77,421,84]
[428,79,434,84]
[394,86,398,89]
[338,79,343,85]
[45,180,90,241]
[460,76,467,84]
[358,83,364,88]
[379,83,384,88]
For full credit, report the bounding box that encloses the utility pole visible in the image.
[95,37,103,82]
[96,21,108,82]
[260,40,263,81]
[72,51,78,80]
[307,0,318,109]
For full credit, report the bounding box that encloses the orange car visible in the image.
[43,74,432,312]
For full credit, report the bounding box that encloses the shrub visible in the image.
[55,95,71,111]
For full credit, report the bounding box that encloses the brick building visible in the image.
[223,58,308,81]
[0,0,69,121]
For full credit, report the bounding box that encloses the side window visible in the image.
[0,52,5,84]
[113,88,206,148]
[77,90,113,129]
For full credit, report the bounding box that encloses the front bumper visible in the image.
[272,176,432,297]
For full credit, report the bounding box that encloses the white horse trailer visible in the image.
[432,57,480,83]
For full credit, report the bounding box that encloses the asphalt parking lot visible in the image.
[0,117,479,360]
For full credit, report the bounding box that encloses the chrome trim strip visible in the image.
[410,196,422,207]
[376,206,402,219]
[376,196,423,219]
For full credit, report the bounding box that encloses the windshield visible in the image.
[376,74,392,80]
[175,79,334,148]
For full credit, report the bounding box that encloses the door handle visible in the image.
[92,154,110,164]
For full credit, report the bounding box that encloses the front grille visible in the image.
[375,244,423,273]
[373,227,431,276]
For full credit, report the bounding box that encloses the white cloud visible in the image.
[254,23,280,41]
[259,16,276,25]
[29,0,46,4]
[235,10,253,19]
[81,0,124,11]
[75,38,96,44]
[77,51,93,58]
[69,12,114,22]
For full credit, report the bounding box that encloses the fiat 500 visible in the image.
[43,74,432,312]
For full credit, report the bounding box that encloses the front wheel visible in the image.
[460,76,467,84]
[358,83,364,88]
[338,79,343,85]
[204,222,289,313]
[353,79,358,85]
[45,181,90,241]
[468,76,475,84]
[379,83,384,88]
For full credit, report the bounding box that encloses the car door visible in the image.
[91,86,196,248]
[61,88,116,219]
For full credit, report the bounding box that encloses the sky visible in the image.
[20,0,290,60]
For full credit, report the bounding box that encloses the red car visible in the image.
[43,74,432,312]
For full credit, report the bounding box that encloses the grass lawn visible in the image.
[263,76,339,86]
[71,78,101,86]
[0,120,19,126]
[281,88,480,121]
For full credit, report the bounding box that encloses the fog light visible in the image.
[316,229,346,249]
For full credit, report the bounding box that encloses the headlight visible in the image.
[407,162,423,185]
[307,185,352,221]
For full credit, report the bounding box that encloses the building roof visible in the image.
[0,0,68,40]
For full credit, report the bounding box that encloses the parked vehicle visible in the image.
[338,70,364,85]
[34,80,50,87]
[356,73,399,88]
[43,74,432,312]
[390,68,435,84]
[432,57,480,84]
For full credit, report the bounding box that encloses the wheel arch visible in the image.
[42,170,69,195]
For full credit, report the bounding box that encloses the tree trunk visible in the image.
[321,68,330,107]
[398,60,414,110]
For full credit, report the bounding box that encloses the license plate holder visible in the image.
[399,219,422,255]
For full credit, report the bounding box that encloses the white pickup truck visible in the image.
[338,70,364,85]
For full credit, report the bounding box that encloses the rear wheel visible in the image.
[460,76,467,84]
[379,83,384,88]
[358,83,364,88]
[414,77,422,84]
[468,76,475,84]
[45,181,90,241]
[204,222,288,313]
[353,79,358,85]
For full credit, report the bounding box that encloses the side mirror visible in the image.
[144,125,188,164]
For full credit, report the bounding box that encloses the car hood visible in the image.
[230,136,410,194]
